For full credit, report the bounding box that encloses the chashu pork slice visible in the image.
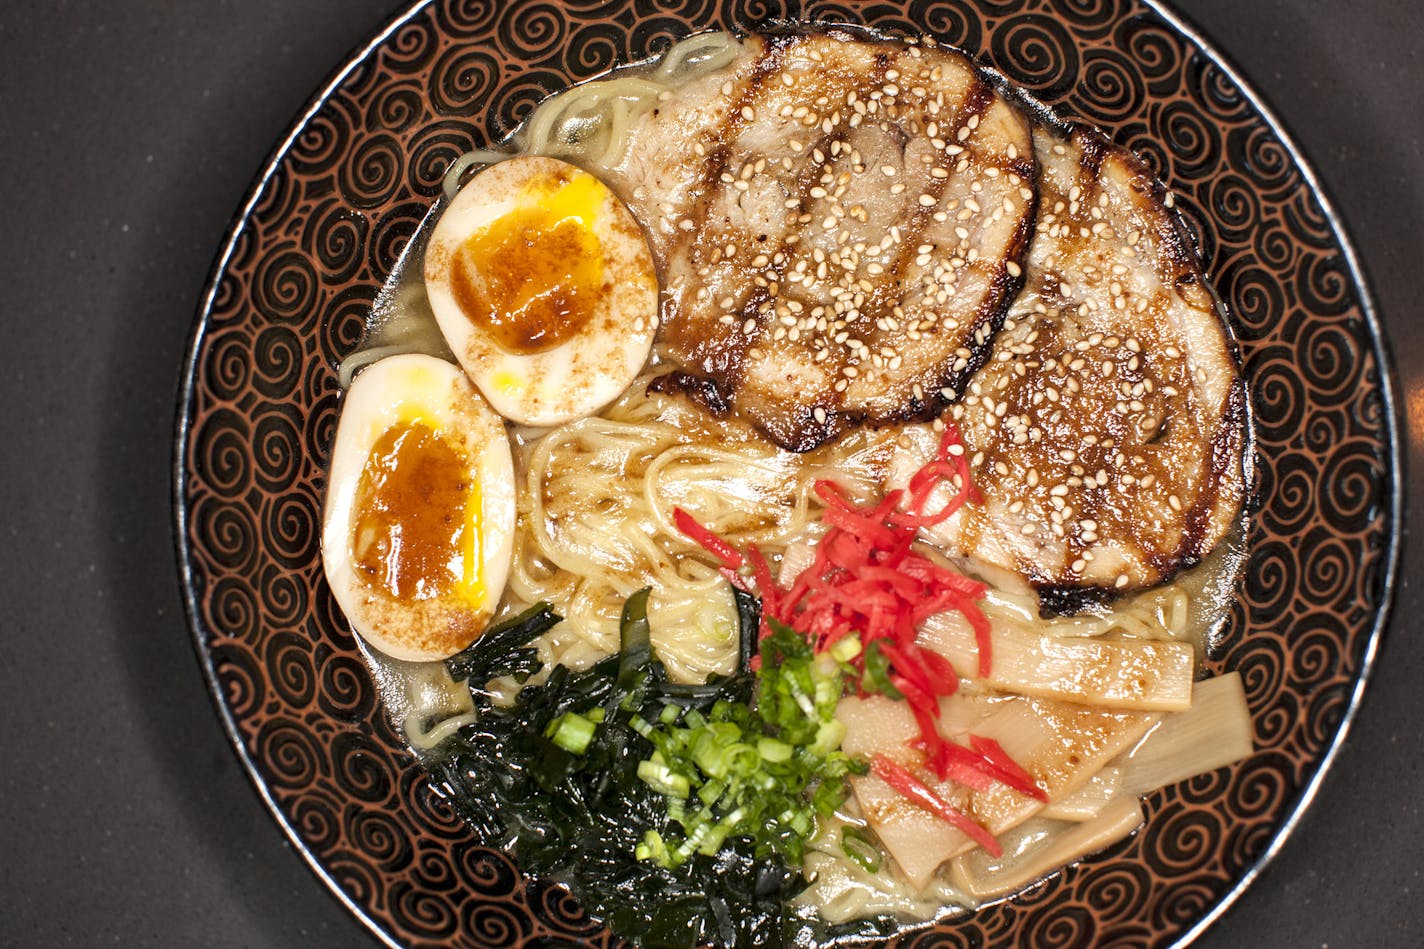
[613,31,1037,452]
[893,127,1246,608]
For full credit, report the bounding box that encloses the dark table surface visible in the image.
[2,1,1418,946]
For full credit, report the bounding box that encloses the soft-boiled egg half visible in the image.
[322,353,516,662]
[423,156,658,426]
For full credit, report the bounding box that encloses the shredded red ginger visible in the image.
[675,422,1046,845]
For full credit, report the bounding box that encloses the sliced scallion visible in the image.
[637,759,691,798]
[829,633,863,663]
[758,737,793,762]
[546,711,597,755]
[841,825,883,874]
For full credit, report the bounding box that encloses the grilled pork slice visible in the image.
[895,127,1246,607]
[615,32,1037,451]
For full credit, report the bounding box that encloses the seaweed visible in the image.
[430,591,802,948]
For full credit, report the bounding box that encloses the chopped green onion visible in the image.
[546,711,597,755]
[637,759,691,798]
[692,733,730,779]
[861,638,904,699]
[789,810,812,837]
[786,679,816,717]
[725,743,758,772]
[829,633,863,663]
[695,822,730,856]
[841,825,883,873]
[666,797,686,825]
[622,616,865,869]
[812,718,847,754]
[758,737,793,762]
[697,778,726,806]
[635,828,671,866]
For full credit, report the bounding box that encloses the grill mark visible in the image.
[851,81,1034,426]
[1039,129,1109,265]
[890,93,1038,422]
[644,37,1041,453]
[660,38,898,442]
[706,37,824,414]
[658,34,792,404]
[1077,131,1108,181]
[1134,173,1200,276]
[1184,377,1246,556]
[646,370,733,414]
[1088,137,1199,280]
[738,132,857,449]
[693,34,795,202]
[973,130,1240,611]
[866,78,999,332]
[925,198,1036,409]
[768,51,896,434]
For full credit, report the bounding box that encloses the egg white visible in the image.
[321,353,516,661]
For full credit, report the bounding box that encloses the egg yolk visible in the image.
[449,169,607,355]
[351,420,484,605]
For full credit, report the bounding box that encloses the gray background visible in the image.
[1,1,1418,946]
